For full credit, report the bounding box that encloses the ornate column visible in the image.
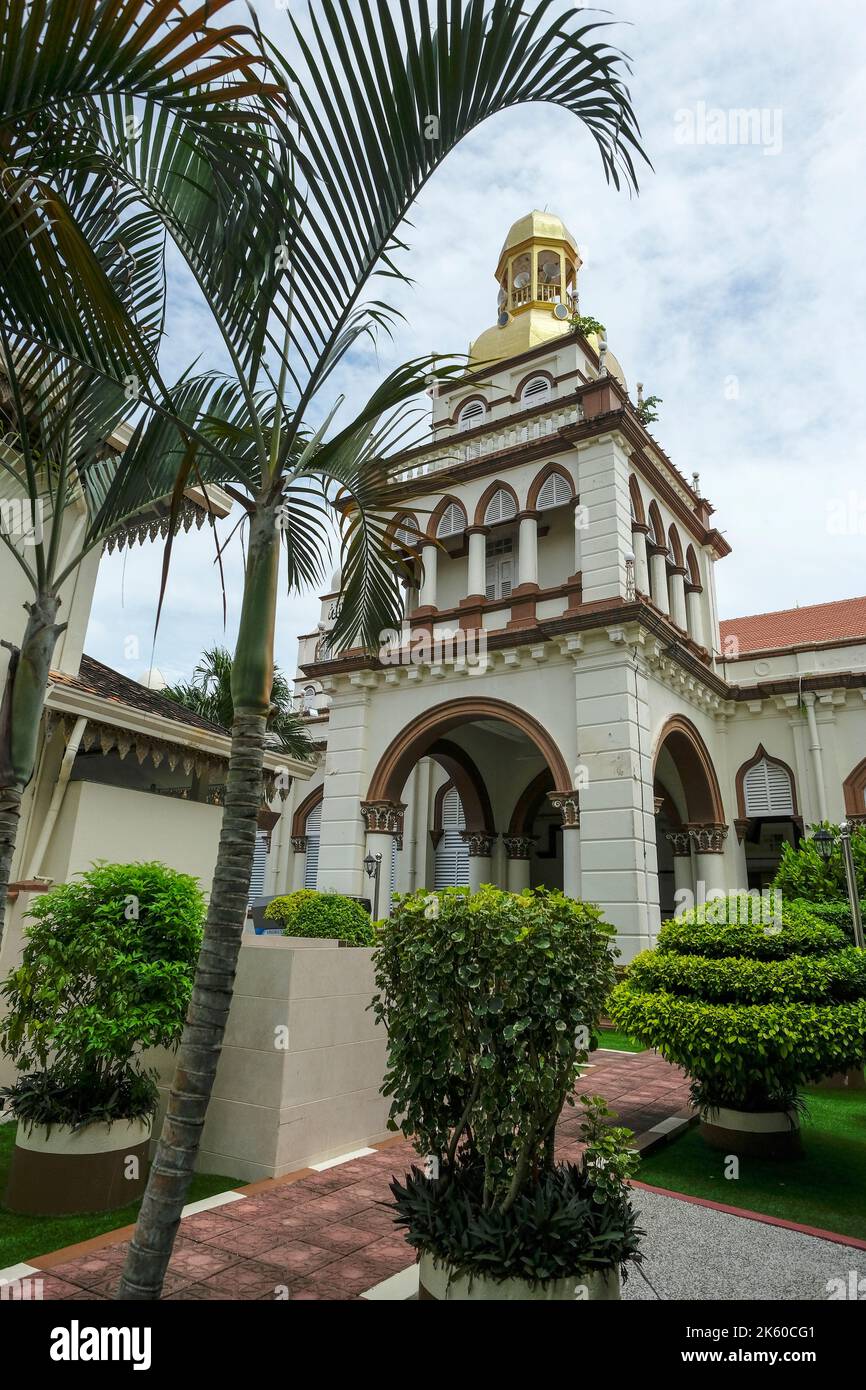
[460,830,497,891]
[631,523,650,596]
[689,822,729,896]
[418,542,438,610]
[664,829,694,904]
[648,543,670,616]
[685,583,705,648]
[668,566,688,632]
[502,835,536,892]
[290,835,308,890]
[466,527,488,599]
[547,790,581,899]
[360,800,406,918]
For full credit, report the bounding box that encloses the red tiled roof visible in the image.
[719,596,866,655]
[50,655,228,736]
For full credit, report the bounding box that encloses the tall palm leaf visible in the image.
[118,0,646,1299]
[163,645,313,760]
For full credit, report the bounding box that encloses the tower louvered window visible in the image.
[434,787,470,888]
[458,399,485,430]
[743,758,794,817]
[537,472,572,510]
[249,832,269,902]
[522,375,551,405]
[483,488,517,526]
[304,801,322,888]
[436,503,466,539]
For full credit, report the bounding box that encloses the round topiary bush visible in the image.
[264,889,375,945]
[0,861,204,1128]
[610,894,866,1122]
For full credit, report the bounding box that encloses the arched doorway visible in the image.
[653,715,727,915]
[364,697,577,910]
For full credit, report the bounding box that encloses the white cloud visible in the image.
[87,0,866,682]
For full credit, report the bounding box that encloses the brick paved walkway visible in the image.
[26,1049,691,1302]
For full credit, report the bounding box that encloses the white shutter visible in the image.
[743,758,794,817]
[394,515,419,547]
[249,833,269,901]
[522,376,551,405]
[458,400,485,431]
[436,503,466,539]
[537,471,571,510]
[484,489,517,526]
[434,787,470,888]
[304,801,322,889]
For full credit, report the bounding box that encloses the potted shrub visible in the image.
[372,885,644,1301]
[264,889,376,945]
[611,894,866,1158]
[0,862,203,1214]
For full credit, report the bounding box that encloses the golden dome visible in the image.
[498,209,578,267]
[469,310,572,369]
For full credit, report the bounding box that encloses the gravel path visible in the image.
[623,1188,865,1301]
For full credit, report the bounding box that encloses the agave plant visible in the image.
[110,0,646,1300]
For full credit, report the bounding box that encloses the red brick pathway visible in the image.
[28,1049,690,1302]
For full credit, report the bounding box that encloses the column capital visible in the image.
[547,789,581,828]
[664,829,692,857]
[460,830,497,857]
[360,800,406,835]
[290,835,308,854]
[688,822,728,854]
[502,834,537,861]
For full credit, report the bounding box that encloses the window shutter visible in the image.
[304,801,322,889]
[394,515,419,547]
[437,503,466,539]
[249,833,269,901]
[484,489,517,525]
[434,788,470,888]
[743,758,794,817]
[537,472,571,510]
[458,399,485,430]
[522,375,551,404]
[499,560,512,598]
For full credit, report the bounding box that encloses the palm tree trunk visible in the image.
[0,593,63,950]
[117,502,279,1300]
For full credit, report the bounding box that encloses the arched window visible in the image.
[393,514,419,548]
[436,502,467,539]
[537,471,572,510]
[457,398,486,431]
[743,758,795,817]
[648,501,665,548]
[521,375,552,406]
[304,800,322,889]
[302,685,318,714]
[434,786,470,888]
[483,487,517,526]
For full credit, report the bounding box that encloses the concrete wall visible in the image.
[154,937,390,1182]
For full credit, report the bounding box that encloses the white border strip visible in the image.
[181,1190,246,1218]
[361,1264,419,1301]
[310,1146,377,1172]
[0,1261,41,1284]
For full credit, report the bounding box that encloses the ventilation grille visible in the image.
[743,758,794,817]
[537,472,572,510]
[437,502,467,538]
[484,488,517,526]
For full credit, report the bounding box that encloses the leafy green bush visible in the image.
[794,898,865,942]
[374,886,641,1284]
[264,889,375,945]
[0,863,204,1129]
[611,893,866,1114]
[773,823,866,902]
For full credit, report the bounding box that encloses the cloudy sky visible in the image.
[85,0,866,689]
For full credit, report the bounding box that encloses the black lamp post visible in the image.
[811,825,864,949]
[364,851,382,920]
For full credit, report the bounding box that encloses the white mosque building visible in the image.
[272,211,866,960]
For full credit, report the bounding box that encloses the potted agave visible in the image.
[371,885,644,1300]
[0,862,203,1215]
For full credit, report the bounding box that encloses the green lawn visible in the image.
[638,1088,866,1241]
[0,1121,241,1267]
[595,1028,645,1053]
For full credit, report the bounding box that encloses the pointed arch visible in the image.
[508,768,555,833]
[685,543,702,590]
[474,479,519,527]
[427,494,467,539]
[628,474,646,527]
[648,500,665,548]
[292,783,324,838]
[527,461,575,510]
[652,715,724,824]
[735,745,798,819]
[843,755,866,818]
[668,524,684,569]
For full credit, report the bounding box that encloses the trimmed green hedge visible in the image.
[264,890,375,945]
[793,898,866,942]
[611,894,866,1113]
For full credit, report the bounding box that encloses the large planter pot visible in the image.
[4,1116,152,1215]
[699,1106,801,1159]
[417,1252,621,1301]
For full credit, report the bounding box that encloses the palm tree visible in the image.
[116,0,646,1299]
[164,645,312,760]
[0,0,296,942]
